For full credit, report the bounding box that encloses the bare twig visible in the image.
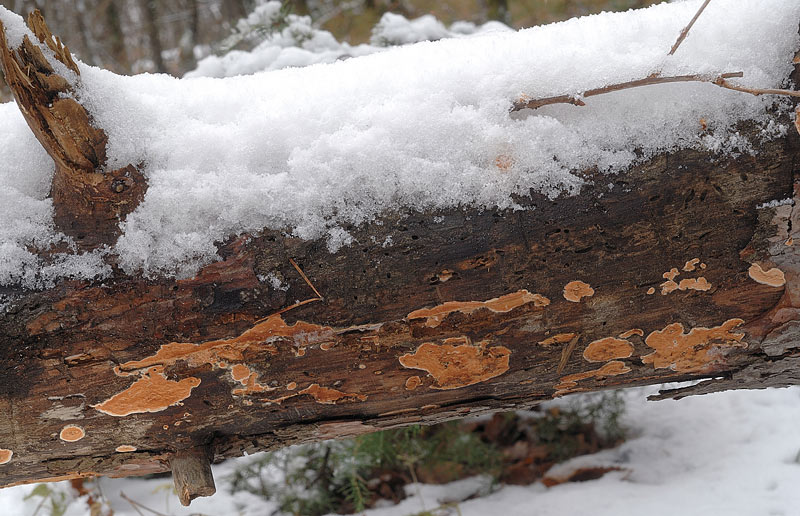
[713,77,800,99]
[669,0,712,55]
[120,492,169,516]
[512,72,742,112]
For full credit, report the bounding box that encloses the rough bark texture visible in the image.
[0,11,146,249]
[1,7,800,502]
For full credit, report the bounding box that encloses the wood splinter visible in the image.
[169,446,216,506]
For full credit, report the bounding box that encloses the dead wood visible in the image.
[0,6,799,507]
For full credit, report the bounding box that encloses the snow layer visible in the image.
[0,0,799,284]
[2,386,800,515]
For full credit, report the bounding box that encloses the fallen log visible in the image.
[0,4,799,506]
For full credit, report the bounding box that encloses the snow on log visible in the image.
[0,0,799,502]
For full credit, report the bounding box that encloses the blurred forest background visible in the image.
[0,0,659,98]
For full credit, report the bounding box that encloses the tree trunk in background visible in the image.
[179,0,199,73]
[140,0,166,72]
[1,6,800,505]
[104,0,130,73]
[485,0,511,24]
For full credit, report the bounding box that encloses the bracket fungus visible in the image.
[59,425,85,442]
[563,281,594,302]
[583,337,635,362]
[407,290,549,327]
[642,319,746,373]
[398,338,511,389]
[748,263,786,287]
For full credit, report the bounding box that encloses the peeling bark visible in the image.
[0,7,800,507]
[0,11,145,249]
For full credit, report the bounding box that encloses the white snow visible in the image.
[2,386,800,515]
[0,0,799,285]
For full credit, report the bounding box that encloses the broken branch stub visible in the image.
[169,446,216,506]
[0,10,146,249]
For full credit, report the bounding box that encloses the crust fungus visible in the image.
[0,449,12,465]
[538,333,577,346]
[748,263,786,287]
[618,329,644,338]
[659,266,711,294]
[407,290,549,327]
[398,338,511,389]
[59,425,85,442]
[110,314,334,400]
[683,258,701,271]
[554,361,631,396]
[642,318,745,372]
[405,376,422,390]
[93,368,201,417]
[115,445,137,453]
[563,281,594,302]
[583,337,634,362]
[297,384,367,404]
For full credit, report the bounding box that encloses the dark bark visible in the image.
[0,7,800,507]
[104,1,130,73]
[139,0,165,73]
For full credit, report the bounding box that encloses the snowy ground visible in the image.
[3,385,800,516]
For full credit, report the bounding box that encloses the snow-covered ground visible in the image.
[3,386,800,516]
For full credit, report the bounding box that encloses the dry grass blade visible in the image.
[557,334,580,374]
[290,257,323,299]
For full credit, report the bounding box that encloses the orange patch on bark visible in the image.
[407,290,549,327]
[405,376,422,391]
[563,281,594,302]
[538,333,577,346]
[643,318,746,372]
[661,277,711,294]
[59,425,85,442]
[112,314,331,399]
[618,329,644,339]
[398,339,511,390]
[748,263,786,287]
[554,361,631,396]
[297,384,367,404]
[231,366,273,396]
[0,449,12,464]
[583,337,634,362]
[93,368,201,417]
[115,445,137,453]
[682,258,700,272]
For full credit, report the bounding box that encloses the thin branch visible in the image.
[512,72,742,112]
[120,492,168,516]
[669,0,712,55]
[713,77,800,99]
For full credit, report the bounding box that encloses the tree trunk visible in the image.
[1,8,800,505]
[139,0,165,73]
